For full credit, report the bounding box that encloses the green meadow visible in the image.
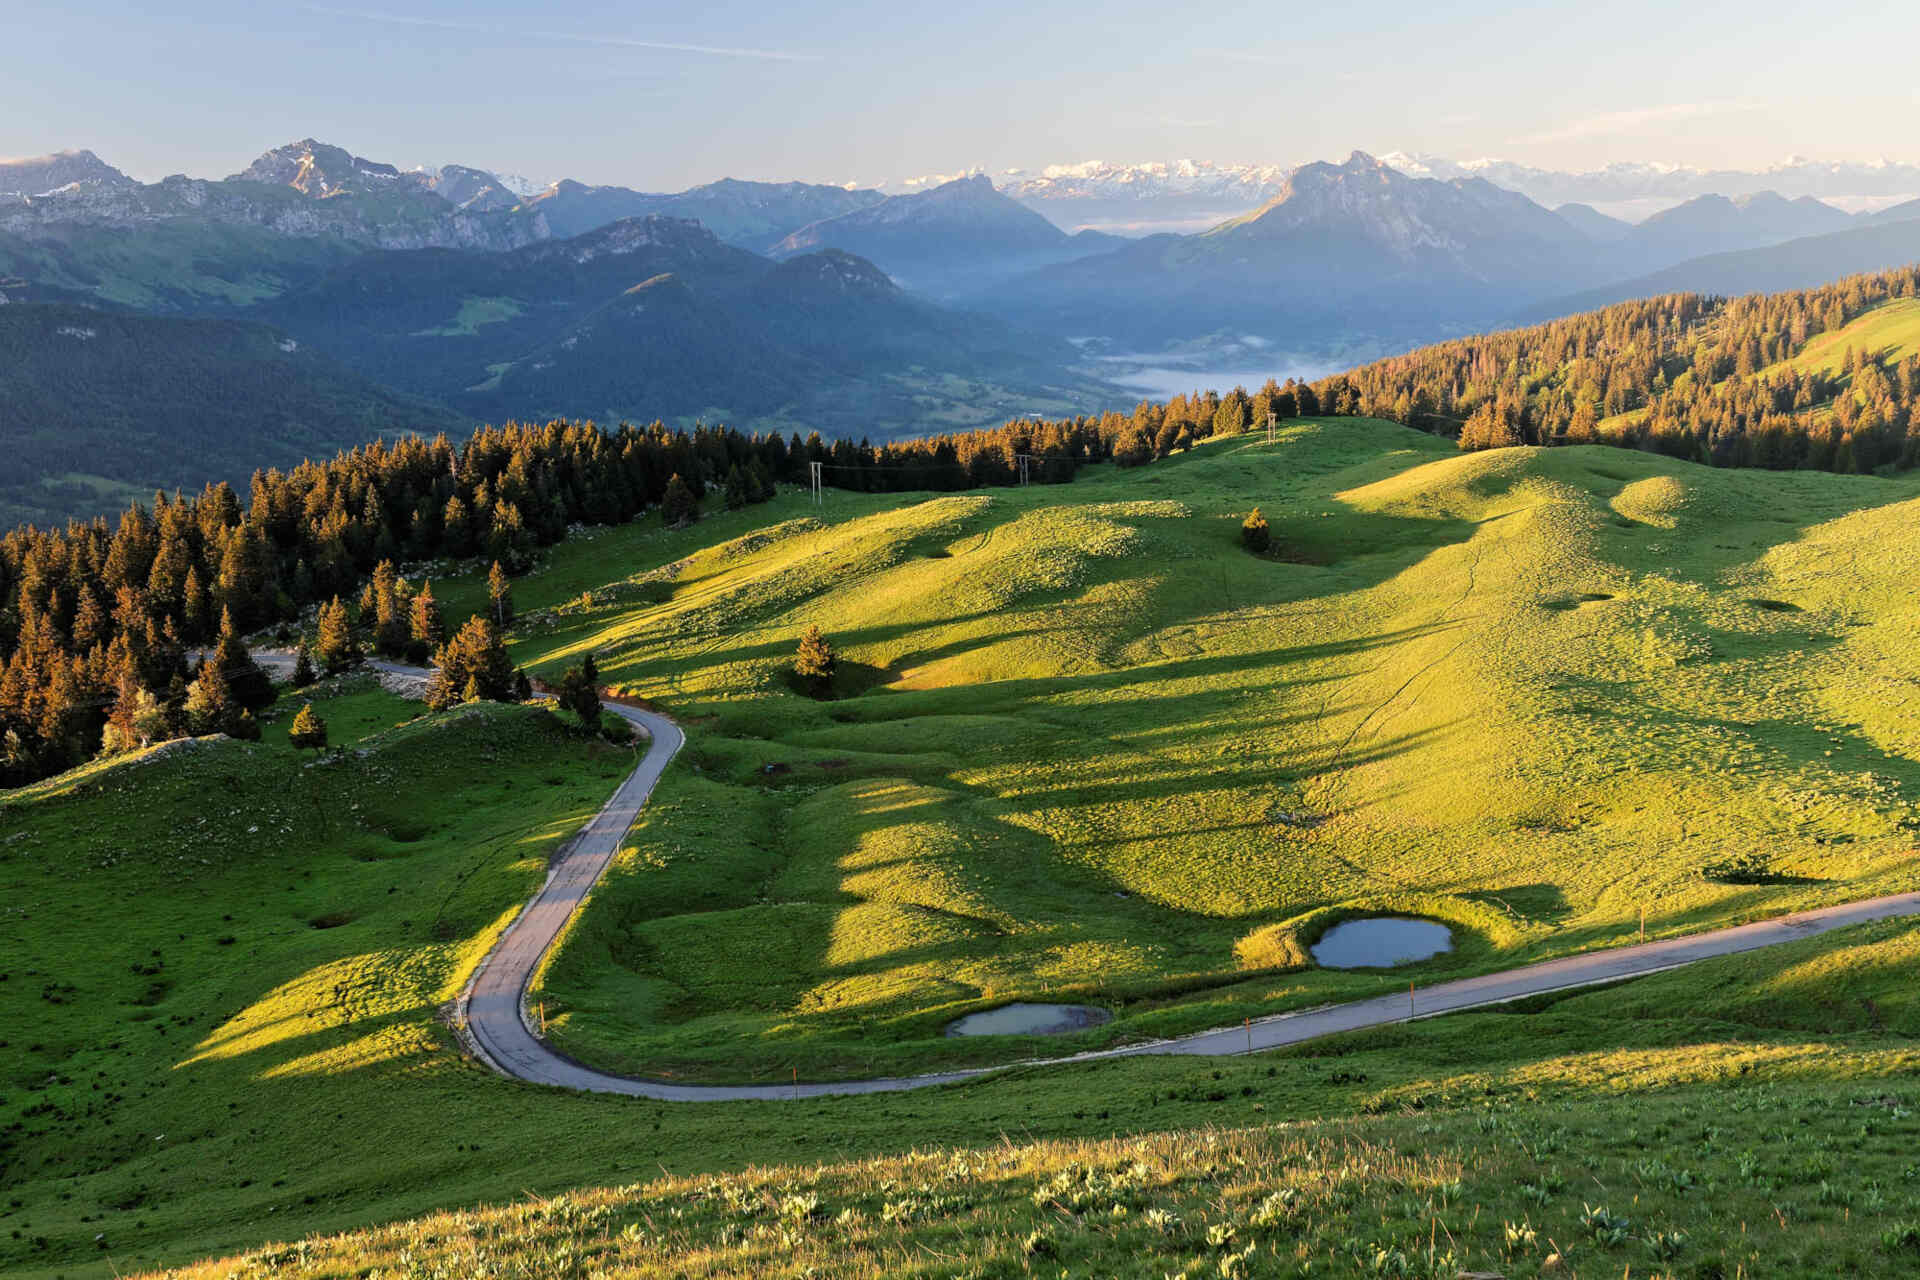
[131,918,1920,1277]
[10,418,1920,1276]
[449,418,1920,1081]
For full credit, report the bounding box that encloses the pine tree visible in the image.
[660,474,699,527]
[513,668,533,702]
[288,702,328,750]
[1240,508,1272,554]
[409,579,445,661]
[371,560,409,657]
[292,645,317,688]
[794,625,836,695]
[558,662,602,730]
[723,464,751,510]
[487,561,514,626]
[214,607,276,712]
[315,596,359,674]
[181,565,213,642]
[429,616,516,710]
[184,661,234,735]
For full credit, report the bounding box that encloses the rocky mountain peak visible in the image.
[0,149,135,197]
[230,139,409,197]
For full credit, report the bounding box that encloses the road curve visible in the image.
[261,653,1920,1099]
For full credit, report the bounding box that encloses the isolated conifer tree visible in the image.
[288,702,328,751]
[794,625,836,695]
[291,645,317,688]
[409,579,445,660]
[315,596,359,674]
[229,709,261,741]
[512,668,533,702]
[660,474,699,527]
[429,616,516,710]
[487,561,514,626]
[559,663,602,729]
[1241,508,1272,554]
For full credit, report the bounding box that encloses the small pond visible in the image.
[946,1002,1113,1037]
[1310,917,1454,969]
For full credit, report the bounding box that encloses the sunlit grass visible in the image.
[495,419,1920,1080]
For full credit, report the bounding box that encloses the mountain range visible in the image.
[944,153,1920,233]
[14,134,1920,523]
[772,173,1124,296]
[969,152,1920,352]
[0,301,466,528]
[248,211,1096,433]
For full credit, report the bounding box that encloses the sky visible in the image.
[6,0,1920,190]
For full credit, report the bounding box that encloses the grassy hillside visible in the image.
[1775,296,1920,377]
[142,916,1920,1277]
[0,302,468,526]
[1595,295,1920,437]
[424,418,1920,1082]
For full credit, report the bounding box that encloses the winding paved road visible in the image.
[264,653,1920,1100]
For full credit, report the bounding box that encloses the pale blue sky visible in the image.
[6,0,1917,189]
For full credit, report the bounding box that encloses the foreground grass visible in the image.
[454,419,1920,1081]
[150,917,1920,1277]
[7,712,1920,1280]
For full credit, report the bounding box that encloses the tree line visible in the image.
[10,263,1920,785]
[1309,264,1920,473]
[0,409,1237,786]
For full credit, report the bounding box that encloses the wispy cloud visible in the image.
[1513,101,1761,145]
[299,5,820,62]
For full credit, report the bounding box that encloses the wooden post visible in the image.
[538,1002,546,1035]
[1409,982,1415,1019]
[1640,903,1647,941]
[1244,1016,1252,1054]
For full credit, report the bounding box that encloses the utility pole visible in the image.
[809,461,823,507]
[1267,411,1277,445]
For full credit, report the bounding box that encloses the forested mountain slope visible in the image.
[0,302,466,527]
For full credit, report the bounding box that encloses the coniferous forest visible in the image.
[8,264,1920,785]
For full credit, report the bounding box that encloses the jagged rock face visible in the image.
[0,139,550,252]
[427,165,522,213]
[0,150,135,197]
[230,138,414,197]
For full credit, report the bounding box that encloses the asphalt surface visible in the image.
[250,651,1920,1100]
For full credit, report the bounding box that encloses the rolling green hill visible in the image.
[445,419,1920,1083]
[0,302,468,526]
[11,420,1920,1276]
